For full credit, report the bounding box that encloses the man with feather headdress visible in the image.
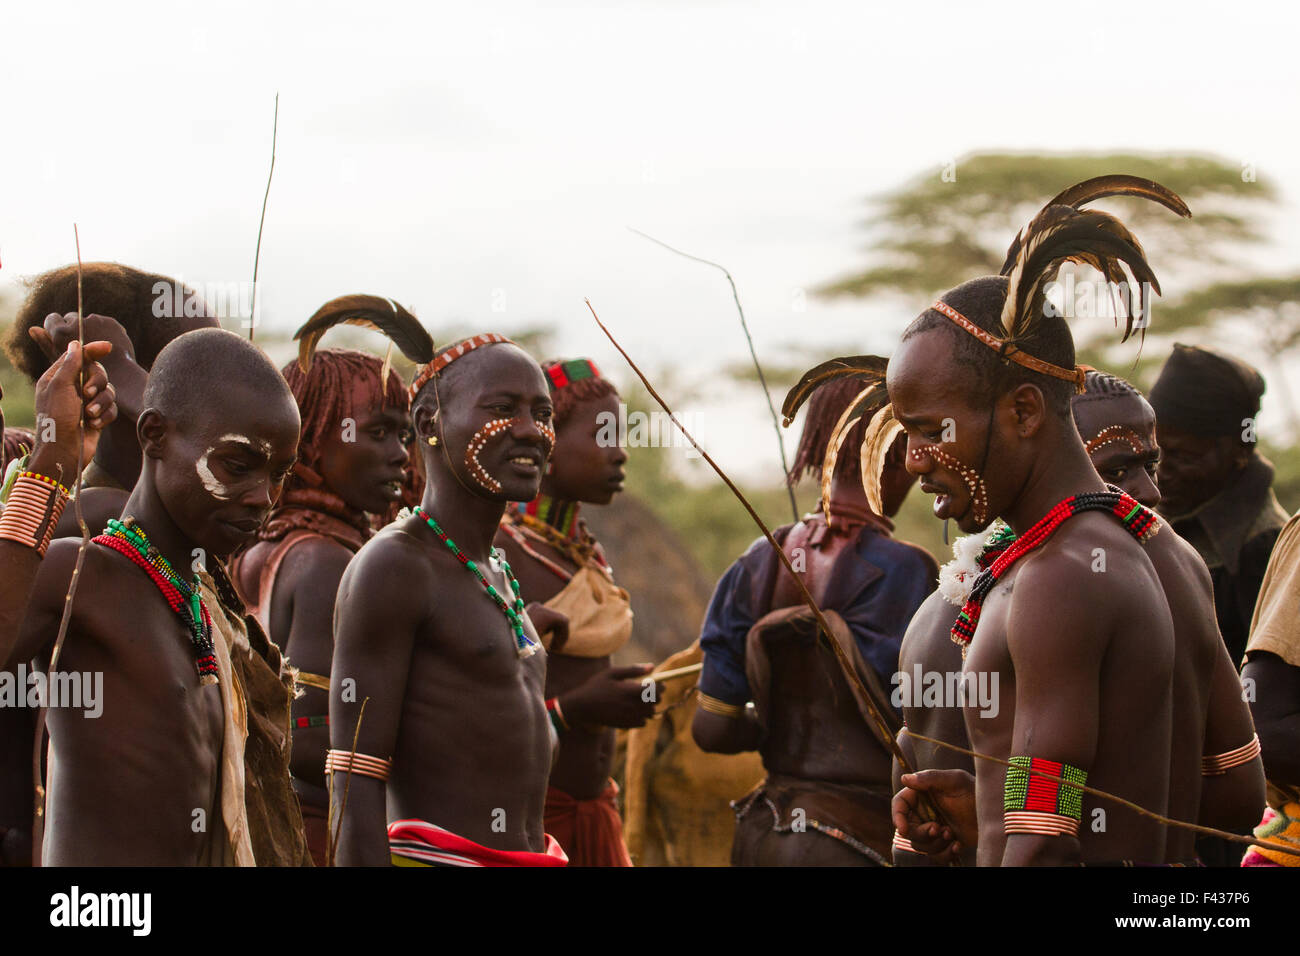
[836,176,1262,864]
[891,365,1263,865]
[691,377,937,865]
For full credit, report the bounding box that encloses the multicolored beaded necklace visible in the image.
[504,496,606,579]
[951,490,1159,657]
[92,517,220,684]
[413,506,540,658]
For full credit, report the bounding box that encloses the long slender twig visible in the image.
[628,228,799,522]
[327,695,370,868]
[248,93,279,341]
[584,299,938,823]
[32,227,91,865]
[903,728,1300,858]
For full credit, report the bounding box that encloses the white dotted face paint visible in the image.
[464,417,515,494]
[910,444,990,526]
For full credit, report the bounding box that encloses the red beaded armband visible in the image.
[1202,734,1260,776]
[325,749,392,782]
[1004,756,1088,838]
[0,473,70,557]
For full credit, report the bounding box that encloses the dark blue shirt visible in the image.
[698,522,936,708]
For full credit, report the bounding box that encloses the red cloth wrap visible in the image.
[543,779,632,867]
[387,819,568,867]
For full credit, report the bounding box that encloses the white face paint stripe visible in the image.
[196,447,235,500]
[216,433,272,457]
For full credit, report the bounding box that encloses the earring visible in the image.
[545,461,554,475]
[427,435,439,447]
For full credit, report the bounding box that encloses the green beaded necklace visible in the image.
[413,506,540,658]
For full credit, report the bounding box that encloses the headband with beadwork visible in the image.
[543,358,602,392]
[930,301,1087,393]
[408,333,516,401]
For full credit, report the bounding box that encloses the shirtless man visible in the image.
[0,340,117,865]
[7,328,300,864]
[892,369,1263,864]
[865,187,1199,865]
[495,358,657,867]
[330,334,566,867]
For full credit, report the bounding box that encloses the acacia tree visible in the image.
[814,153,1300,421]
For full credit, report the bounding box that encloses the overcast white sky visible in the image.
[3,0,1298,480]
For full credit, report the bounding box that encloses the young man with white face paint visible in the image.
[8,328,303,864]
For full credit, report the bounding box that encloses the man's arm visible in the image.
[1001,560,1110,866]
[279,539,354,787]
[1199,645,1267,831]
[1242,652,1300,788]
[690,556,762,754]
[1,340,115,661]
[6,539,81,668]
[329,538,421,866]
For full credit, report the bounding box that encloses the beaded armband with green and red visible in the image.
[1004,756,1088,837]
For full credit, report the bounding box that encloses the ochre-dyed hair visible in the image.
[280,348,408,482]
[787,375,868,486]
[550,375,619,429]
[3,262,217,383]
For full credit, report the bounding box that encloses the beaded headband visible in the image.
[407,333,517,402]
[931,301,1087,393]
[543,358,601,392]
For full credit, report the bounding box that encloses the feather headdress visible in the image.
[997,175,1191,346]
[294,295,435,384]
[784,174,1191,520]
[781,356,891,520]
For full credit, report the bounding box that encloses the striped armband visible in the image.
[1202,734,1260,776]
[0,473,70,557]
[546,697,569,736]
[892,830,917,854]
[1004,756,1087,837]
[325,749,392,782]
[697,691,745,719]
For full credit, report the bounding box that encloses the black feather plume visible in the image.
[781,355,889,427]
[294,294,434,372]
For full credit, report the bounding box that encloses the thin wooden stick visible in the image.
[327,695,370,868]
[629,228,799,523]
[585,298,922,781]
[32,226,92,866]
[903,728,1300,858]
[248,93,279,341]
[649,662,703,681]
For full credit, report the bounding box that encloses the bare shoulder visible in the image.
[1144,522,1214,592]
[336,519,441,623]
[278,534,356,595]
[900,589,961,671]
[1006,515,1145,657]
